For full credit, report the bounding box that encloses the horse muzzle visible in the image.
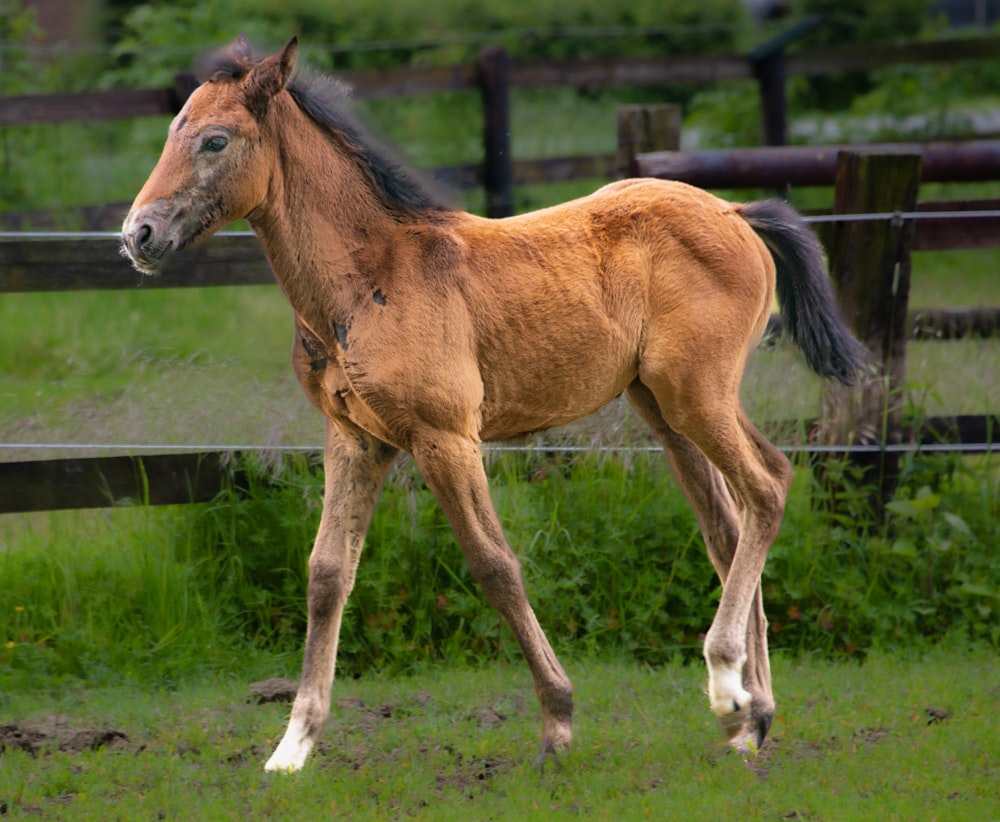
[121,204,179,275]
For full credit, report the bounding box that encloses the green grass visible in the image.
[2,450,997,693]
[2,33,999,818]
[1,643,998,820]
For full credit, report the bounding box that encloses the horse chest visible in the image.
[292,323,402,446]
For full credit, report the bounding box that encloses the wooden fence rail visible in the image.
[0,452,248,514]
[0,229,996,342]
[1,200,997,514]
[5,34,999,125]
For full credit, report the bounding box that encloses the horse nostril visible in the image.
[138,224,153,248]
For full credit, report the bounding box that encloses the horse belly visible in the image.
[477,341,637,442]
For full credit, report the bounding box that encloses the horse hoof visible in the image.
[723,710,773,758]
[534,746,565,774]
[534,731,571,773]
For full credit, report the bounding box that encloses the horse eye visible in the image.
[203,135,229,153]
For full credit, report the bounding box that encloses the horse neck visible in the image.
[247,99,398,335]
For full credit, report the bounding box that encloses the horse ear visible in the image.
[244,36,298,115]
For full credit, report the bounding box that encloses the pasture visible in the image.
[2,646,999,819]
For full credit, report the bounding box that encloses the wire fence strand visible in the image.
[0,441,994,456]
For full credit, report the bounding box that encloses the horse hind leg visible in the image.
[626,380,785,752]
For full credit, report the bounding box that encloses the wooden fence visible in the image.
[4,29,1000,219]
[2,31,999,514]
[1,139,998,514]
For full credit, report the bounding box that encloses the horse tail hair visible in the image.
[740,199,868,385]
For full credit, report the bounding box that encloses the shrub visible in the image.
[174,448,1000,676]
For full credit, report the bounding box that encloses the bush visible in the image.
[3,448,997,690]
[173,448,1000,676]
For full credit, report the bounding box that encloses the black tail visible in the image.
[741,199,868,385]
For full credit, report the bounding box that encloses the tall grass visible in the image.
[3,448,997,693]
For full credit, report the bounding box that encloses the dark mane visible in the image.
[203,42,451,218]
[287,72,451,216]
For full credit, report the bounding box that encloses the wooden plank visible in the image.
[478,47,514,219]
[617,105,681,179]
[1,419,993,515]
[0,202,132,232]
[635,141,1000,188]
[0,452,245,513]
[341,63,479,99]
[912,199,1000,251]
[919,414,1000,446]
[0,89,175,127]
[0,233,274,292]
[0,53,751,129]
[767,306,1000,341]
[509,54,752,88]
[429,155,617,190]
[787,35,1000,77]
[909,306,1000,340]
[4,36,999,128]
[511,155,616,185]
[754,50,787,148]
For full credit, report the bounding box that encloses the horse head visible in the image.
[121,36,298,275]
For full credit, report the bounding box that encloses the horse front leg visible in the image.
[265,420,397,773]
[411,431,574,765]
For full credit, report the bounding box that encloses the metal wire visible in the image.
[0,441,994,455]
[2,208,999,245]
[803,209,1000,224]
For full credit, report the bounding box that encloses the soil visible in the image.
[0,714,129,758]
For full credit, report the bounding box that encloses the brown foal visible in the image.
[122,37,866,773]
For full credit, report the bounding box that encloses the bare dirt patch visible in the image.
[0,715,129,757]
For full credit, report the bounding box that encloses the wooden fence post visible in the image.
[170,72,199,113]
[750,16,826,148]
[616,104,682,179]
[752,49,787,148]
[817,150,922,516]
[477,46,513,218]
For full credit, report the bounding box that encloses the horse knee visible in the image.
[467,547,527,607]
[307,556,350,617]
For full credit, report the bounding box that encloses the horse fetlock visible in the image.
[264,697,329,773]
[705,649,751,720]
[543,705,573,744]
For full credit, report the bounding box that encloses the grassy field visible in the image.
[1,643,998,820]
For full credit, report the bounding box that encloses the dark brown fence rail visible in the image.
[0,452,248,514]
[1,172,996,514]
[5,34,998,125]
[631,141,1000,189]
